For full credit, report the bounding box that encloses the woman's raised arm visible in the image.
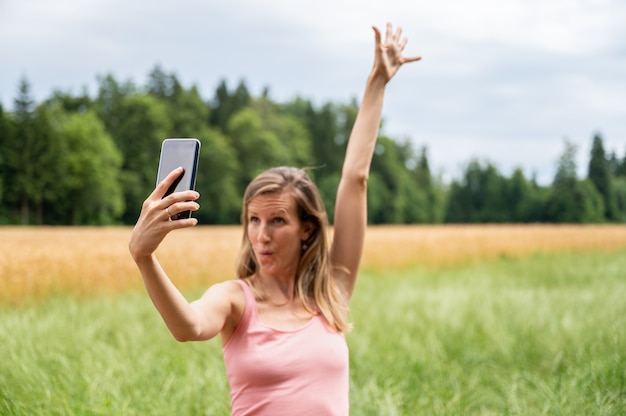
[330,23,421,299]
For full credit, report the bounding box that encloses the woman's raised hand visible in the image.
[372,22,421,83]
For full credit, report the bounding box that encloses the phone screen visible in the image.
[156,138,201,219]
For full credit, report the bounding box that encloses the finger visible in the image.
[394,27,403,44]
[161,189,200,208]
[150,167,184,200]
[372,25,382,47]
[385,22,392,43]
[166,200,201,218]
[167,217,199,230]
[402,55,422,64]
[399,37,408,51]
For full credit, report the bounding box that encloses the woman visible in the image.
[129,22,420,415]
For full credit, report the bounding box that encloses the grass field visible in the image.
[1,225,626,414]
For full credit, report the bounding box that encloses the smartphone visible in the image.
[156,138,201,220]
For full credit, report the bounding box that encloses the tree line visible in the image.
[1,65,626,225]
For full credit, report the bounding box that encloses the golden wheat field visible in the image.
[2,224,626,302]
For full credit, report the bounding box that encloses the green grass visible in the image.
[349,250,626,415]
[2,250,625,415]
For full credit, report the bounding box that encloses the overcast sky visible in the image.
[1,0,625,184]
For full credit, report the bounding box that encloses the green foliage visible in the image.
[444,160,547,223]
[588,133,618,220]
[2,250,625,415]
[613,177,626,223]
[0,103,12,222]
[195,129,241,224]
[227,106,287,188]
[1,71,626,224]
[547,141,605,223]
[369,136,430,223]
[52,109,124,224]
[209,79,251,132]
[102,93,170,223]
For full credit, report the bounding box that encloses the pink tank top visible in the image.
[223,279,349,415]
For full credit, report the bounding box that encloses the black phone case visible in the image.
[156,138,201,220]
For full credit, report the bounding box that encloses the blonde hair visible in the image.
[235,167,350,333]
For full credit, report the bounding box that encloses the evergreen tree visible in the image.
[113,94,171,223]
[414,146,440,223]
[0,103,12,222]
[617,146,626,178]
[613,177,626,222]
[47,89,92,113]
[506,168,535,222]
[444,159,508,223]
[209,80,251,132]
[587,133,616,220]
[146,64,175,99]
[547,140,604,223]
[369,136,408,223]
[7,77,38,224]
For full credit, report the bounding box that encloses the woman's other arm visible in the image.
[129,168,236,342]
[331,23,421,298]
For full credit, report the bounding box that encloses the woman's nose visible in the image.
[259,223,271,241]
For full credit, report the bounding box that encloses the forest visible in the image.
[1,65,626,225]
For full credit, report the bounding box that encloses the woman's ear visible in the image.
[301,219,315,242]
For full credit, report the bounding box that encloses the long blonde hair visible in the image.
[235,167,350,333]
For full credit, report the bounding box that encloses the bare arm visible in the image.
[129,168,234,342]
[331,23,421,298]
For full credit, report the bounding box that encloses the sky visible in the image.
[1,0,625,184]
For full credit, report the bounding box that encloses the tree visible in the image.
[5,76,57,224]
[168,83,210,137]
[369,136,424,223]
[282,98,351,218]
[618,147,626,178]
[100,92,171,223]
[226,98,312,194]
[505,168,540,222]
[49,109,124,224]
[94,74,137,134]
[547,140,604,223]
[284,99,345,174]
[96,74,171,224]
[444,159,508,223]
[47,88,92,113]
[226,107,285,191]
[29,105,70,224]
[587,133,617,220]
[146,67,212,138]
[0,103,12,222]
[613,177,626,222]
[413,146,442,223]
[209,80,251,132]
[194,128,241,224]
[253,97,312,167]
[146,64,175,99]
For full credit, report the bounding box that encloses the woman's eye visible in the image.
[249,216,259,223]
[273,217,285,224]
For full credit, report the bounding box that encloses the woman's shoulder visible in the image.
[209,279,247,302]
[198,279,248,321]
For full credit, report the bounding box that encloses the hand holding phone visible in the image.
[156,138,201,220]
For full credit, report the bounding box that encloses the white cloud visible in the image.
[0,0,624,184]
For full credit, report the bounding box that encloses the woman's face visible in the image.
[247,192,312,279]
